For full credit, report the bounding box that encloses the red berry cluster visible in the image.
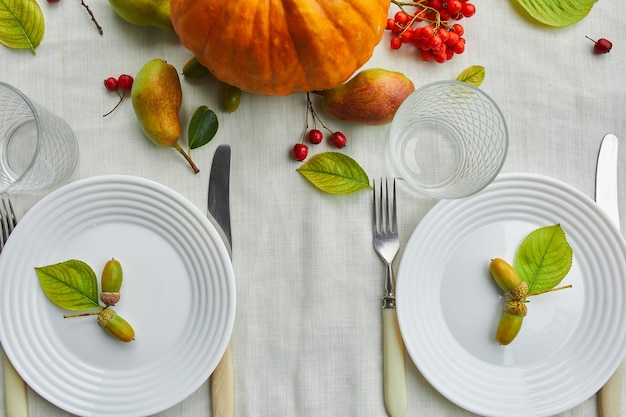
[293,93,347,161]
[103,74,134,117]
[386,0,475,63]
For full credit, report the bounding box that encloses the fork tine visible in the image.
[6,199,16,232]
[0,200,7,250]
[391,178,397,233]
[0,199,16,251]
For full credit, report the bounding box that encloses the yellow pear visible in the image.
[131,58,199,173]
[109,0,173,32]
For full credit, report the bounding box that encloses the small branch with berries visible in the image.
[292,93,347,161]
[387,0,476,63]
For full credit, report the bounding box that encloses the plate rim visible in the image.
[0,174,236,416]
[396,172,626,416]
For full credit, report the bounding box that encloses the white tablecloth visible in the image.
[1,1,626,416]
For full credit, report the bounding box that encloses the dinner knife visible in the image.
[595,133,622,417]
[208,144,234,417]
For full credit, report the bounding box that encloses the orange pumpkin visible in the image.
[170,0,390,96]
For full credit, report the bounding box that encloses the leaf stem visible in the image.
[63,310,101,319]
[526,284,573,298]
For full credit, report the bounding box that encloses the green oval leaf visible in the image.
[514,224,573,294]
[0,0,45,54]
[516,0,597,27]
[188,105,218,150]
[456,65,485,87]
[35,260,101,310]
[296,152,370,194]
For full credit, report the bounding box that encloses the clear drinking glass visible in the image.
[388,81,508,199]
[0,82,79,194]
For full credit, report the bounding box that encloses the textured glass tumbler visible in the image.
[389,81,508,199]
[0,82,78,194]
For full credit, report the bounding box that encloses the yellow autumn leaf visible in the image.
[0,0,45,54]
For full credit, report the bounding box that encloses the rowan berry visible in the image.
[462,2,476,17]
[390,37,403,50]
[394,11,410,25]
[447,0,463,15]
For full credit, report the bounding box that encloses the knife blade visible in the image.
[208,144,234,417]
[595,133,622,417]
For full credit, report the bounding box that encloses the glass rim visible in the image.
[388,80,509,199]
[0,81,43,192]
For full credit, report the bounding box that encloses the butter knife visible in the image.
[208,144,234,417]
[595,133,622,417]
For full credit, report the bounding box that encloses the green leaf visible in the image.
[188,105,218,151]
[514,224,573,294]
[0,0,45,54]
[35,260,101,310]
[297,152,370,194]
[456,65,485,87]
[515,0,597,27]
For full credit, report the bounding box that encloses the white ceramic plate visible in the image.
[396,173,626,417]
[0,175,236,417]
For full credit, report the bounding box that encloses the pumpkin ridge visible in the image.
[170,0,389,95]
[281,0,357,91]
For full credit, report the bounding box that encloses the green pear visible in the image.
[131,59,199,174]
[109,0,173,32]
[319,68,415,126]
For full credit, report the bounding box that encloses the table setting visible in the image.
[1,0,626,416]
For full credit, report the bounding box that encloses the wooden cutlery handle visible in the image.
[383,308,406,417]
[3,351,27,417]
[211,342,234,417]
[599,364,622,417]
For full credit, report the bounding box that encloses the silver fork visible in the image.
[372,179,406,417]
[0,199,17,250]
[0,199,28,417]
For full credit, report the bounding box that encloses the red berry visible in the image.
[421,25,435,40]
[104,77,118,92]
[452,24,464,36]
[447,0,463,15]
[117,74,134,90]
[430,0,443,10]
[461,2,476,17]
[586,36,612,54]
[390,37,402,50]
[293,144,308,161]
[386,18,395,31]
[308,129,323,144]
[429,35,442,50]
[394,11,410,25]
[400,28,414,43]
[330,132,347,149]
[437,27,449,43]
[452,38,465,54]
[446,31,460,46]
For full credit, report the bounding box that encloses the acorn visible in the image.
[97,308,135,342]
[490,258,528,300]
[101,258,122,306]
